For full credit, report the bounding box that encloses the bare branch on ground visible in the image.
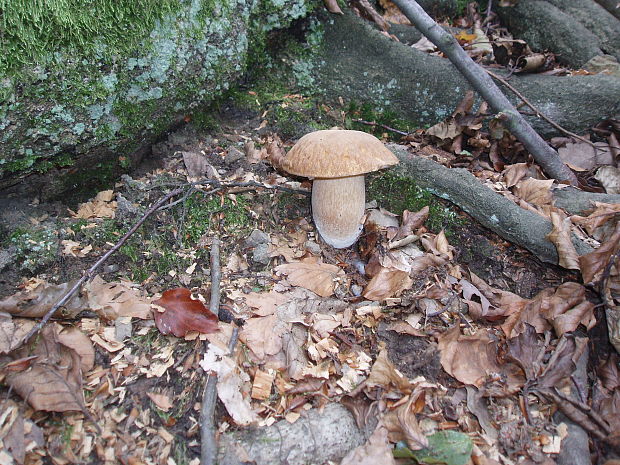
[16,186,187,348]
[391,0,578,185]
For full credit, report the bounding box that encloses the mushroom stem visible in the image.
[311,175,366,248]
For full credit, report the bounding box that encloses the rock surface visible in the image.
[0,0,312,197]
[311,10,620,138]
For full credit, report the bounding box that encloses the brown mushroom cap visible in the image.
[281,129,399,178]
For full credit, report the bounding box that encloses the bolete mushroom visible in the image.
[281,129,399,248]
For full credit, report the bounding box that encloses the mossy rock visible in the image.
[0,0,315,198]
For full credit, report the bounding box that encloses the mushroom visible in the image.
[281,129,399,248]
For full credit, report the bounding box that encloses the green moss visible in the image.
[367,171,463,235]
[0,0,180,74]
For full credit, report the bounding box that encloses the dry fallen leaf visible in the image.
[579,221,620,285]
[502,282,595,338]
[84,276,152,320]
[239,314,287,360]
[146,392,173,412]
[152,288,219,337]
[438,326,525,396]
[546,211,580,270]
[0,280,87,319]
[363,267,413,301]
[4,324,90,412]
[69,190,117,219]
[244,290,290,316]
[513,177,554,206]
[276,258,345,297]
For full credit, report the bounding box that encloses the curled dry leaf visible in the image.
[438,326,525,396]
[571,202,620,238]
[0,399,45,464]
[276,258,345,298]
[69,190,117,219]
[84,276,152,320]
[383,393,429,450]
[366,349,412,394]
[4,324,90,412]
[502,282,595,338]
[363,267,413,301]
[546,210,580,270]
[579,221,620,285]
[0,280,86,319]
[152,288,219,337]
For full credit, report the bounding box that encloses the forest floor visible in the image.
[1,90,618,465]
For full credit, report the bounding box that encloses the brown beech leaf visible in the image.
[502,282,595,338]
[363,267,412,301]
[0,280,86,319]
[579,222,620,285]
[396,207,429,239]
[152,288,219,337]
[383,393,429,450]
[513,177,554,206]
[571,202,620,237]
[276,258,345,297]
[84,275,152,320]
[0,315,35,354]
[438,326,525,396]
[239,314,287,360]
[244,290,290,316]
[4,324,88,412]
[546,211,580,270]
[366,349,412,394]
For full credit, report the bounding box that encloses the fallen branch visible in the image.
[391,0,578,185]
[200,239,241,465]
[17,186,186,348]
[389,145,593,264]
[200,238,222,465]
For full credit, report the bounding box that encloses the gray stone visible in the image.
[245,229,270,248]
[252,243,271,265]
[0,0,313,197]
[224,147,246,165]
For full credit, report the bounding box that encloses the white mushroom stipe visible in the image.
[312,175,366,248]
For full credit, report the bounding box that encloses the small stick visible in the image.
[200,238,222,465]
[17,186,186,348]
[486,69,597,149]
[351,118,411,136]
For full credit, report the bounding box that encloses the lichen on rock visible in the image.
[0,0,313,196]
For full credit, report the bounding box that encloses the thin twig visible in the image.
[201,238,222,465]
[17,186,186,348]
[152,179,310,196]
[486,69,597,149]
[351,118,411,136]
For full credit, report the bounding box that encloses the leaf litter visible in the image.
[0,37,619,465]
